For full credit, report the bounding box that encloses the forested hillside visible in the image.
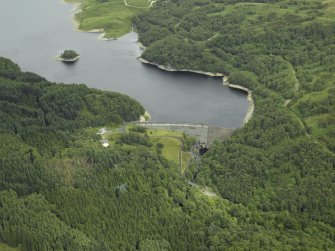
[135,0,335,150]
[134,0,335,249]
[0,57,144,156]
[1,0,335,250]
[6,57,333,250]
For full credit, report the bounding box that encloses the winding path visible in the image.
[284,65,311,137]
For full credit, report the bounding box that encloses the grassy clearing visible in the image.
[150,137,192,172]
[146,128,184,166]
[151,137,181,164]
[126,0,152,8]
[148,129,192,172]
[66,0,149,38]
[128,125,192,170]
[318,0,335,21]
[0,243,19,251]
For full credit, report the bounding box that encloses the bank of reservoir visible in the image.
[0,0,248,128]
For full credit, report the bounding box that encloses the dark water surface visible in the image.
[0,0,248,127]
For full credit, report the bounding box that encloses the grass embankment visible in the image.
[0,243,19,251]
[126,0,153,8]
[146,129,192,173]
[65,0,151,38]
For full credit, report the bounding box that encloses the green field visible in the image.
[146,128,192,172]
[0,243,19,251]
[126,0,153,8]
[66,0,151,38]
[150,137,181,163]
[318,0,335,21]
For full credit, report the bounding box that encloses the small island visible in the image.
[57,49,80,62]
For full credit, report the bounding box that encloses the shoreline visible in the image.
[139,111,151,122]
[138,57,254,126]
[137,41,146,50]
[97,33,117,41]
[137,57,225,77]
[222,77,254,126]
[65,1,111,40]
[63,0,254,127]
[56,55,80,62]
[67,1,82,32]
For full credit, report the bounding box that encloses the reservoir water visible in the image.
[0,0,248,127]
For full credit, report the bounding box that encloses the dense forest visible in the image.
[134,0,335,148]
[1,0,335,250]
[3,57,321,251]
[133,0,335,249]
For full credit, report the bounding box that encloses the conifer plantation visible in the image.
[0,0,335,250]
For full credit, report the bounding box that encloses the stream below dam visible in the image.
[0,0,249,128]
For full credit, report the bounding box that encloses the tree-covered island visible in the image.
[57,49,80,62]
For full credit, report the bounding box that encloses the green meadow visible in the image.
[66,0,151,38]
[0,243,19,251]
